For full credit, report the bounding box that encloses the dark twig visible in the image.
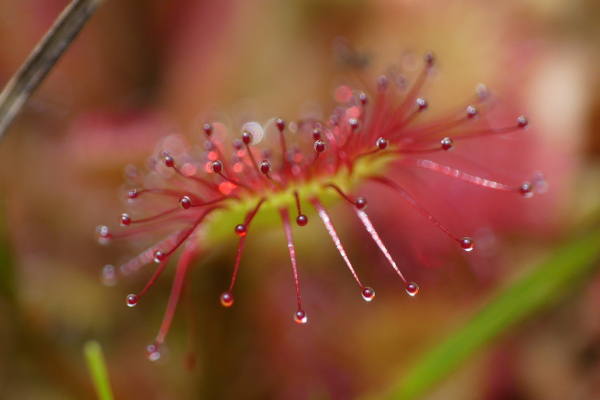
[0,0,105,142]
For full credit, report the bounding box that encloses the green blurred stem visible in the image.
[84,341,115,400]
[0,0,105,142]
[381,226,600,400]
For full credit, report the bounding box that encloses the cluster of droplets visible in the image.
[97,52,539,360]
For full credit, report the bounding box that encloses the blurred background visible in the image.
[0,0,599,399]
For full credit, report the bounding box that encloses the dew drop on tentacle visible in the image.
[154,250,167,263]
[361,287,375,301]
[119,213,131,227]
[441,137,454,151]
[127,189,138,200]
[203,123,213,137]
[220,292,234,307]
[101,264,117,287]
[235,224,247,237]
[376,137,389,150]
[466,105,479,119]
[416,98,428,111]
[163,154,175,168]
[532,171,548,194]
[211,160,223,174]
[517,116,530,130]
[179,196,192,209]
[460,237,474,252]
[476,83,488,99]
[146,343,161,362]
[294,309,308,324]
[424,51,435,69]
[96,225,112,245]
[406,282,419,296]
[359,92,368,105]
[312,129,321,140]
[276,118,286,132]
[296,215,308,226]
[259,160,272,174]
[242,131,253,145]
[520,182,534,198]
[126,294,138,307]
[355,197,367,210]
[314,140,326,153]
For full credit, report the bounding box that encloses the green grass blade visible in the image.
[382,227,600,400]
[84,341,115,400]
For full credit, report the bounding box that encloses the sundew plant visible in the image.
[97,51,536,361]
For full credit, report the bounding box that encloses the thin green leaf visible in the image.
[381,227,600,400]
[84,341,115,400]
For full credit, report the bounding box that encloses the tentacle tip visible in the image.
[153,250,166,263]
[406,282,419,296]
[296,215,308,226]
[119,213,131,227]
[460,237,474,252]
[424,52,435,69]
[179,196,192,209]
[276,118,286,132]
[356,197,367,210]
[517,116,530,130]
[361,287,375,301]
[314,140,326,153]
[235,224,247,237]
[416,97,428,111]
[376,137,389,150]
[520,182,534,198]
[162,154,175,168]
[101,264,117,287]
[211,160,223,174]
[259,160,272,174]
[466,105,479,119]
[95,225,112,245]
[220,292,234,307]
[441,137,454,151]
[146,343,161,362]
[127,189,138,200]
[241,131,253,145]
[203,123,213,137]
[294,309,308,324]
[126,294,138,307]
[359,92,368,105]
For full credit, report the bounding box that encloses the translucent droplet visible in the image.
[153,250,166,263]
[179,196,192,209]
[532,171,548,194]
[95,225,112,245]
[294,310,307,324]
[98,264,114,285]
[146,343,161,362]
[361,287,375,301]
[296,215,308,226]
[126,294,138,307]
[119,213,131,227]
[355,198,367,210]
[460,237,474,252]
[406,282,419,296]
[220,292,234,307]
[517,116,530,130]
[235,224,247,237]
[376,137,389,150]
[520,182,534,198]
[441,137,454,151]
